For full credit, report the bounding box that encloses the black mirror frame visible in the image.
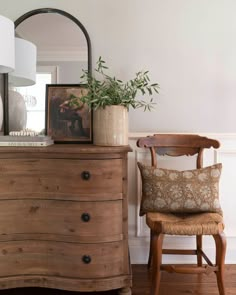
[3,7,92,135]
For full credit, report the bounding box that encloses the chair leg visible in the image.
[213,233,227,295]
[196,234,203,266]
[150,232,164,295]
[148,229,154,269]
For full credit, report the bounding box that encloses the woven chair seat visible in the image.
[146,212,224,235]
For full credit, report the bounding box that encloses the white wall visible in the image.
[39,61,87,84]
[1,0,236,133]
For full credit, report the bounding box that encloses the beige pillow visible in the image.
[137,162,222,216]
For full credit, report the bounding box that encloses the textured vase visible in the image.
[9,90,27,131]
[93,105,128,146]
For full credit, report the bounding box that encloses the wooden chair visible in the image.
[136,134,226,295]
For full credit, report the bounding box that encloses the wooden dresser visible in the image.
[0,144,132,294]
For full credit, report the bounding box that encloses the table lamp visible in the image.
[9,37,37,86]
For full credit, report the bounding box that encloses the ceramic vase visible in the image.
[9,90,27,131]
[0,95,3,133]
[93,105,128,146]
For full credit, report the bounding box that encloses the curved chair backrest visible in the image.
[137,134,220,168]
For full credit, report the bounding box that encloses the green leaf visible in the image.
[78,57,159,111]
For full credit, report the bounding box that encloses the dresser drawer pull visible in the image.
[81,171,91,180]
[81,213,90,222]
[82,255,91,264]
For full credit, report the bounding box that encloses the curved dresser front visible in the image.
[0,144,132,294]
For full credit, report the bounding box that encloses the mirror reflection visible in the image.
[9,12,88,134]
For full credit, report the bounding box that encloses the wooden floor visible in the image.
[0,264,235,295]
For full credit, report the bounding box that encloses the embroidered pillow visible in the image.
[137,162,222,216]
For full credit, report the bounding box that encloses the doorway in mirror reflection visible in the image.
[13,65,58,134]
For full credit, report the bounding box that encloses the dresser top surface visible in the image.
[0,144,132,155]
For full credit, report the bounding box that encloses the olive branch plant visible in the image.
[69,56,160,111]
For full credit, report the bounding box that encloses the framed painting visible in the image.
[45,84,92,143]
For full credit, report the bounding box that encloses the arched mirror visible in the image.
[4,8,91,141]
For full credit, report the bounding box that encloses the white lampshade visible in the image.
[0,15,15,73]
[9,37,37,87]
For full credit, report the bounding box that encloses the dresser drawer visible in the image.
[0,240,125,279]
[0,199,123,243]
[0,158,123,198]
